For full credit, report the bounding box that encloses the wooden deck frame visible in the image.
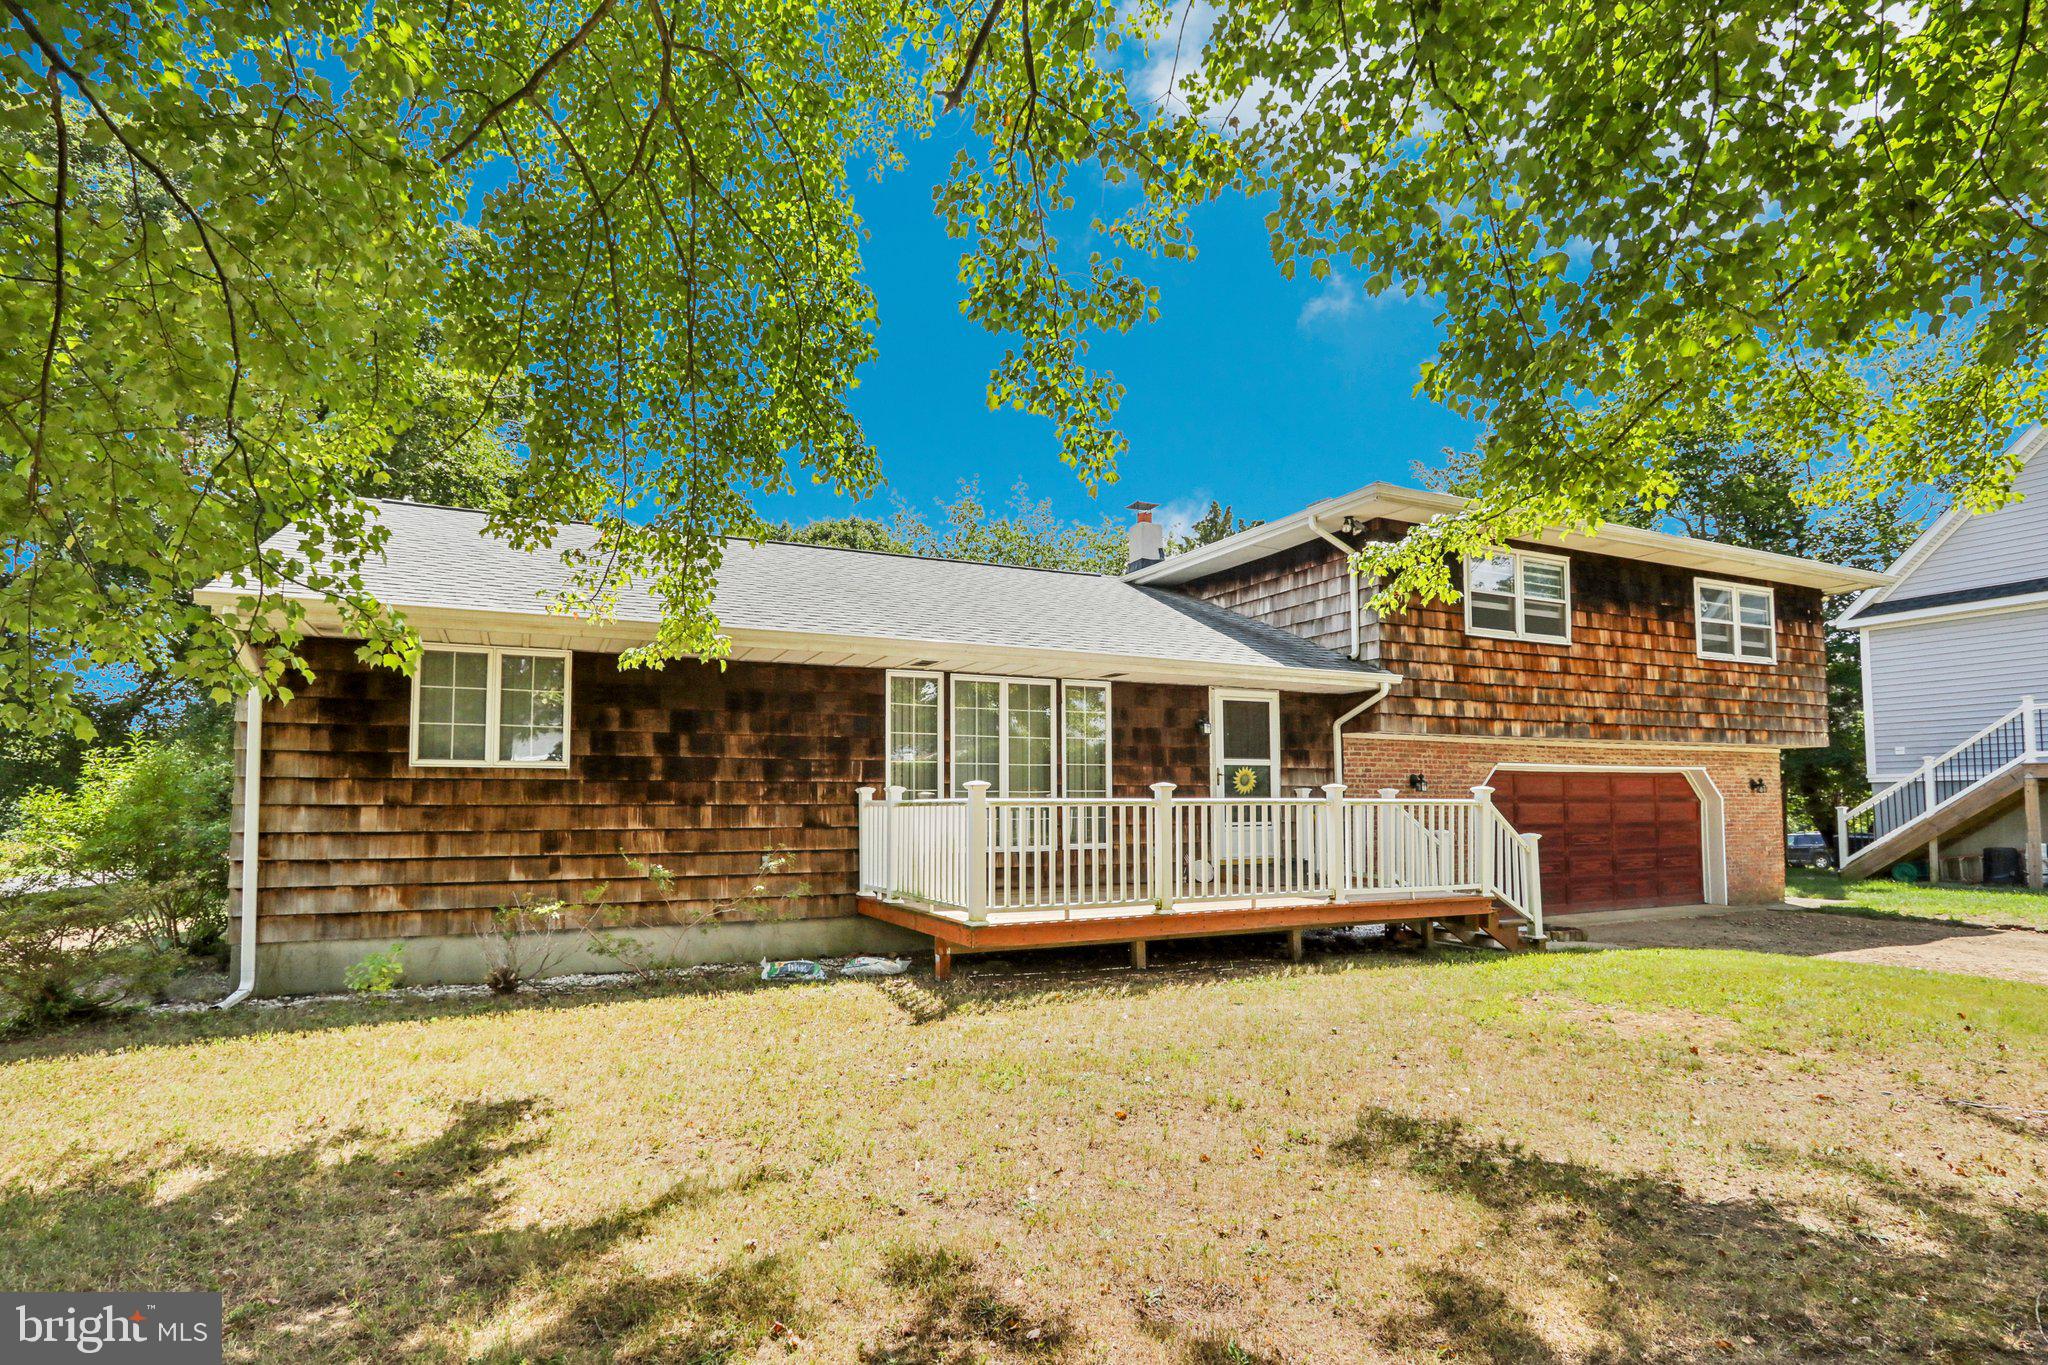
[857,892,1527,979]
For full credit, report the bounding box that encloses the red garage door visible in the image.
[1492,770,1704,913]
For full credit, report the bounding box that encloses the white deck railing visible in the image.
[858,782,1544,939]
[1837,696,2045,867]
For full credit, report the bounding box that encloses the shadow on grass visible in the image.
[3,934,1482,1053]
[1335,1105,2048,1361]
[905,932,1523,1020]
[0,965,781,1064]
[0,1096,799,1362]
[860,1246,1075,1362]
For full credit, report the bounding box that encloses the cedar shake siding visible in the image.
[1179,522,1828,749]
[234,640,885,945]
[1167,541,1380,660]
[235,639,1333,943]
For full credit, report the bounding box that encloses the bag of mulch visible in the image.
[839,956,910,978]
[761,959,829,983]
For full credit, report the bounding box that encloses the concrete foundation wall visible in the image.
[242,914,928,997]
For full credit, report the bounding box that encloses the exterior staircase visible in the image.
[1837,698,2048,881]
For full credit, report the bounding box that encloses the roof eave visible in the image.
[1124,484,1891,594]
[193,590,1398,694]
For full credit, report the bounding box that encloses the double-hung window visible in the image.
[1695,580,1776,663]
[411,646,571,768]
[1464,550,1571,644]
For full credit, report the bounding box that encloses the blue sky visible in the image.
[757,130,1479,538]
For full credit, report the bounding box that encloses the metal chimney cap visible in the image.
[1126,500,1159,521]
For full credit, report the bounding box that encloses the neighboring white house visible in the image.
[1836,424,2048,882]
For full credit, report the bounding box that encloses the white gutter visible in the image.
[1307,514,1361,659]
[1330,679,1395,783]
[217,678,263,1008]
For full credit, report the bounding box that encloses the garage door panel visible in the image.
[1494,769,1705,913]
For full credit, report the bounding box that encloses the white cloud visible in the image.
[1297,272,1361,328]
[1152,495,1212,540]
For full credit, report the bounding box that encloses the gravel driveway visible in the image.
[1559,905,2048,987]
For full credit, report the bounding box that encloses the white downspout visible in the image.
[217,678,264,1008]
[1308,514,1361,660]
[1330,680,1393,787]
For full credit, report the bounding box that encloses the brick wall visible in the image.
[1339,735,1786,905]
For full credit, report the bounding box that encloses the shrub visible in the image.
[0,865,166,1030]
[628,849,809,925]
[475,887,606,993]
[344,945,406,993]
[8,729,232,958]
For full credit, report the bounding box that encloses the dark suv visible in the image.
[1786,831,1833,870]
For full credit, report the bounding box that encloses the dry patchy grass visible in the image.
[2,943,2046,1361]
[1789,870,2048,934]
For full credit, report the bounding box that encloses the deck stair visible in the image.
[1837,698,2048,881]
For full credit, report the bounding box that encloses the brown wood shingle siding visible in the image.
[1178,524,1828,748]
[235,640,1254,942]
[1173,540,1375,658]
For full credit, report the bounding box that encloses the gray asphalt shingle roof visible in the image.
[228,500,1381,679]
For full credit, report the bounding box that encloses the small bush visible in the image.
[344,944,406,993]
[476,887,605,993]
[8,731,231,958]
[0,867,166,1030]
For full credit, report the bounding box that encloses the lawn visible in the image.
[3,944,2046,1362]
[1789,868,2048,933]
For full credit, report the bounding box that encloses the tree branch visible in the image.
[439,0,620,166]
[5,0,245,425]
[31,69,67,467]
[943,0,1007,112]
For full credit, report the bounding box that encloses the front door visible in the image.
[1211,690,1279,799]
[1210,691,1280,873]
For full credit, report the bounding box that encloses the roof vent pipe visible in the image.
[1125,501,1166,571]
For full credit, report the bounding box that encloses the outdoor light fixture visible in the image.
[1749,777,1768,793]
[1196,718,1213,736]
[1408,773,1428,791]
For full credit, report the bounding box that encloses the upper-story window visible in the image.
[1464,550,1571,644]
[410,646,571,768]
[1695,580,1776,663]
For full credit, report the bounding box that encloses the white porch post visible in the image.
[1523,832,1545,938]
[2026,696,2040,758]
[1921,760,1937,814]
[1150,781,1177,912]
[883,784,905,900]
[1321,782,1348,899]
[856,786,877,893]
[1471,784,1496,895]
[964,780,991,925]
[1377,787,1400,888]
[1835,805,1849,870]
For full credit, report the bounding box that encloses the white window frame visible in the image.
[1060,680,1114,848]
[1060,680,1114,801]
[1463,549,1574,645]
[1694,578,1778,665]
[883,668,946,798]
[949,673,1060,798]
[931,673,1117,801]
[408,644,574,770]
